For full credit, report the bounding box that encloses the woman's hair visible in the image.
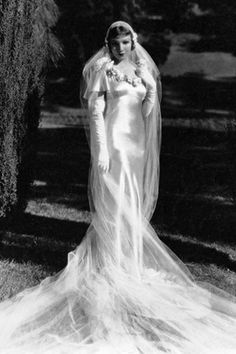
[106,25,135,51]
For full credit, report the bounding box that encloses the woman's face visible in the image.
[109,34,132,63]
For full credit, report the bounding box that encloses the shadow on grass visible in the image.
[162,74,236,118]
[0,214,89,270]
[154,125,236,241]
[0,126,90,270]
[160,234,236,272]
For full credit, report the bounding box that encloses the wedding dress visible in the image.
[0,23,236,354]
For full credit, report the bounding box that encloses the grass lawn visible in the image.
[1,106,236,301]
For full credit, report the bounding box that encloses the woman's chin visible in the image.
[113,55,128,63]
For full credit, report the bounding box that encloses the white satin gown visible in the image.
[0,61,236,354]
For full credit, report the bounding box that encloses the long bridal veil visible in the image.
[0,21,236,354]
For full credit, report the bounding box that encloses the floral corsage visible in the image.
[106,66,141,87]
[94,57,147,87]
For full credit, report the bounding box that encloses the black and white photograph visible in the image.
[0,1,236,353]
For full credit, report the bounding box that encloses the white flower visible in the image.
[136,59,147,68]
[94,57,112,72]
[132,77,142,87]
[105,60,114,71]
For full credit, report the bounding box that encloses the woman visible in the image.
[0,21,236,354]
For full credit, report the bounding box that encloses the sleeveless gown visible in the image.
[0,64,236,354]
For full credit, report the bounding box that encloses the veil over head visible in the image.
[82,21,161,89]
[81,21,162,221]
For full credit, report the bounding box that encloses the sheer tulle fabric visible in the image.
[0,42,236,354]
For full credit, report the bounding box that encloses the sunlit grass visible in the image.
[0,259,53,301]
[188,263,236,296]
[26,199,91,223]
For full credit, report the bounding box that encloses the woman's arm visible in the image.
[88,92,109,173]
[142,86,156,118]
[142,76,162,117]
[136,63,161,118]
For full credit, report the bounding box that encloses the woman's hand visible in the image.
[136,60,156,91]
[98,149,110,173]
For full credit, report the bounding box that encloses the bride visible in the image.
[0,20,236,354]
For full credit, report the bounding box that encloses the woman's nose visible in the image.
[118,43,123,51]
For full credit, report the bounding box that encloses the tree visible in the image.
[0,0,61,218]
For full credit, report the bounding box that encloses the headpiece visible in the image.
[104,21,138,48]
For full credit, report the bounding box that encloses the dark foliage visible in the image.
[0,0,61,218]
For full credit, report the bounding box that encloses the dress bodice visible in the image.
[104,78,146,162]
[105,79,146,124]
[106,79,146,101]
